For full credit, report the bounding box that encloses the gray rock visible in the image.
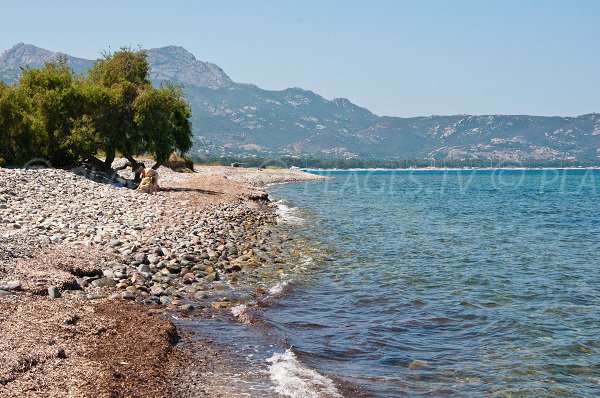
[137,264,152,273]
[122,291,136,300]
[108,239,123,247]
[102,269,115,278]
[48,286,61,299]
[6,280,21,291]
[91,277,117,288]
[134,253,149,264]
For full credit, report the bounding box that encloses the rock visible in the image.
[179,303,194,311]
[144,296,161,305]
[183,286,198,294]
[108,239,123,247]
[48,286,61,299]
[134,253,149,265]
[91,277,117,288]
[131,273,146,285]
[205,272,219,282]
[147,255,160,264]
[122,291,136,300]
[182,273,196,284]
[137,264,152,273]
[102,269,115,278]
[0,290,13,296]
[150,286,165,296]
[6,280,21,291]
[115,282,129,289]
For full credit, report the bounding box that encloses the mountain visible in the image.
[0,43,93,82]
[1,43,598,162]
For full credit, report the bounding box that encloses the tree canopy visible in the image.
[0,48,193,171]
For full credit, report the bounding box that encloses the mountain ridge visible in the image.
[1,43,598,162]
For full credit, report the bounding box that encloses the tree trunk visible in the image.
[151,161,161,170]
[125,155,144,182]
[85,155,112,173]
[104,147,116,169]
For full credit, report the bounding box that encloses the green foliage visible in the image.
[0,80,45,165]
[134,83,192,166]
[0,48,193,168]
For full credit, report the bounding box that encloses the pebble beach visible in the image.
[0,163,325,397]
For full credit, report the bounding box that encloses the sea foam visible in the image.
[274,200,305,224]
[266,349,342,398]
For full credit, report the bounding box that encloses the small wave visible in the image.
[267,349,342,398]
[274,200,305,224]
[231,304,247,318]
[269,281,289,295]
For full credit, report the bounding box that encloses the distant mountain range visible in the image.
[1,43,598,162]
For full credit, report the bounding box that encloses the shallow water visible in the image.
[264,169,600,397]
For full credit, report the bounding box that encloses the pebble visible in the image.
[48,286,61,299]
[91,277,117,288]
[6,280,21,290]
[0,166,291,309]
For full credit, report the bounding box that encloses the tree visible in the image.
[0,81,45,165]
[134,82,192,169]
[2,47,194,172]
[16,57,81,166]
[88,47,151,171]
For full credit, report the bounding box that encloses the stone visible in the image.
[122,291,136,300]
[134,253,149,265]
[150,286,165,296]
[102,269,115,278]
[204,272,219,282]
[108,239,123,247]
[6,280,21,291]
[179,304,194,311]
[131,273,147,285]
[48,286,61,299]
[225,265,242,273]
[137,264,152,273]
[91,277,117,288]
[115,282,129,289]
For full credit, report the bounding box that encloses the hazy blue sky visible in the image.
[1,0,599,117]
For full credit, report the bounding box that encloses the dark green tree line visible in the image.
[0,48,192,171]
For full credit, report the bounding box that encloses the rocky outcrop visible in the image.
[147,45,233,89]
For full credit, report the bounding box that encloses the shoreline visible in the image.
[0,164,326,397]
[302,166,600,171]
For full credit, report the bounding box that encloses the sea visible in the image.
[190,169,600,397]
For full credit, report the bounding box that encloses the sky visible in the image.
[1,0,599,117]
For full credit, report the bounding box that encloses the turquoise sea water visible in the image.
[265,169,600,397]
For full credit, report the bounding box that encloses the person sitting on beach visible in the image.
[137,168,160,193]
